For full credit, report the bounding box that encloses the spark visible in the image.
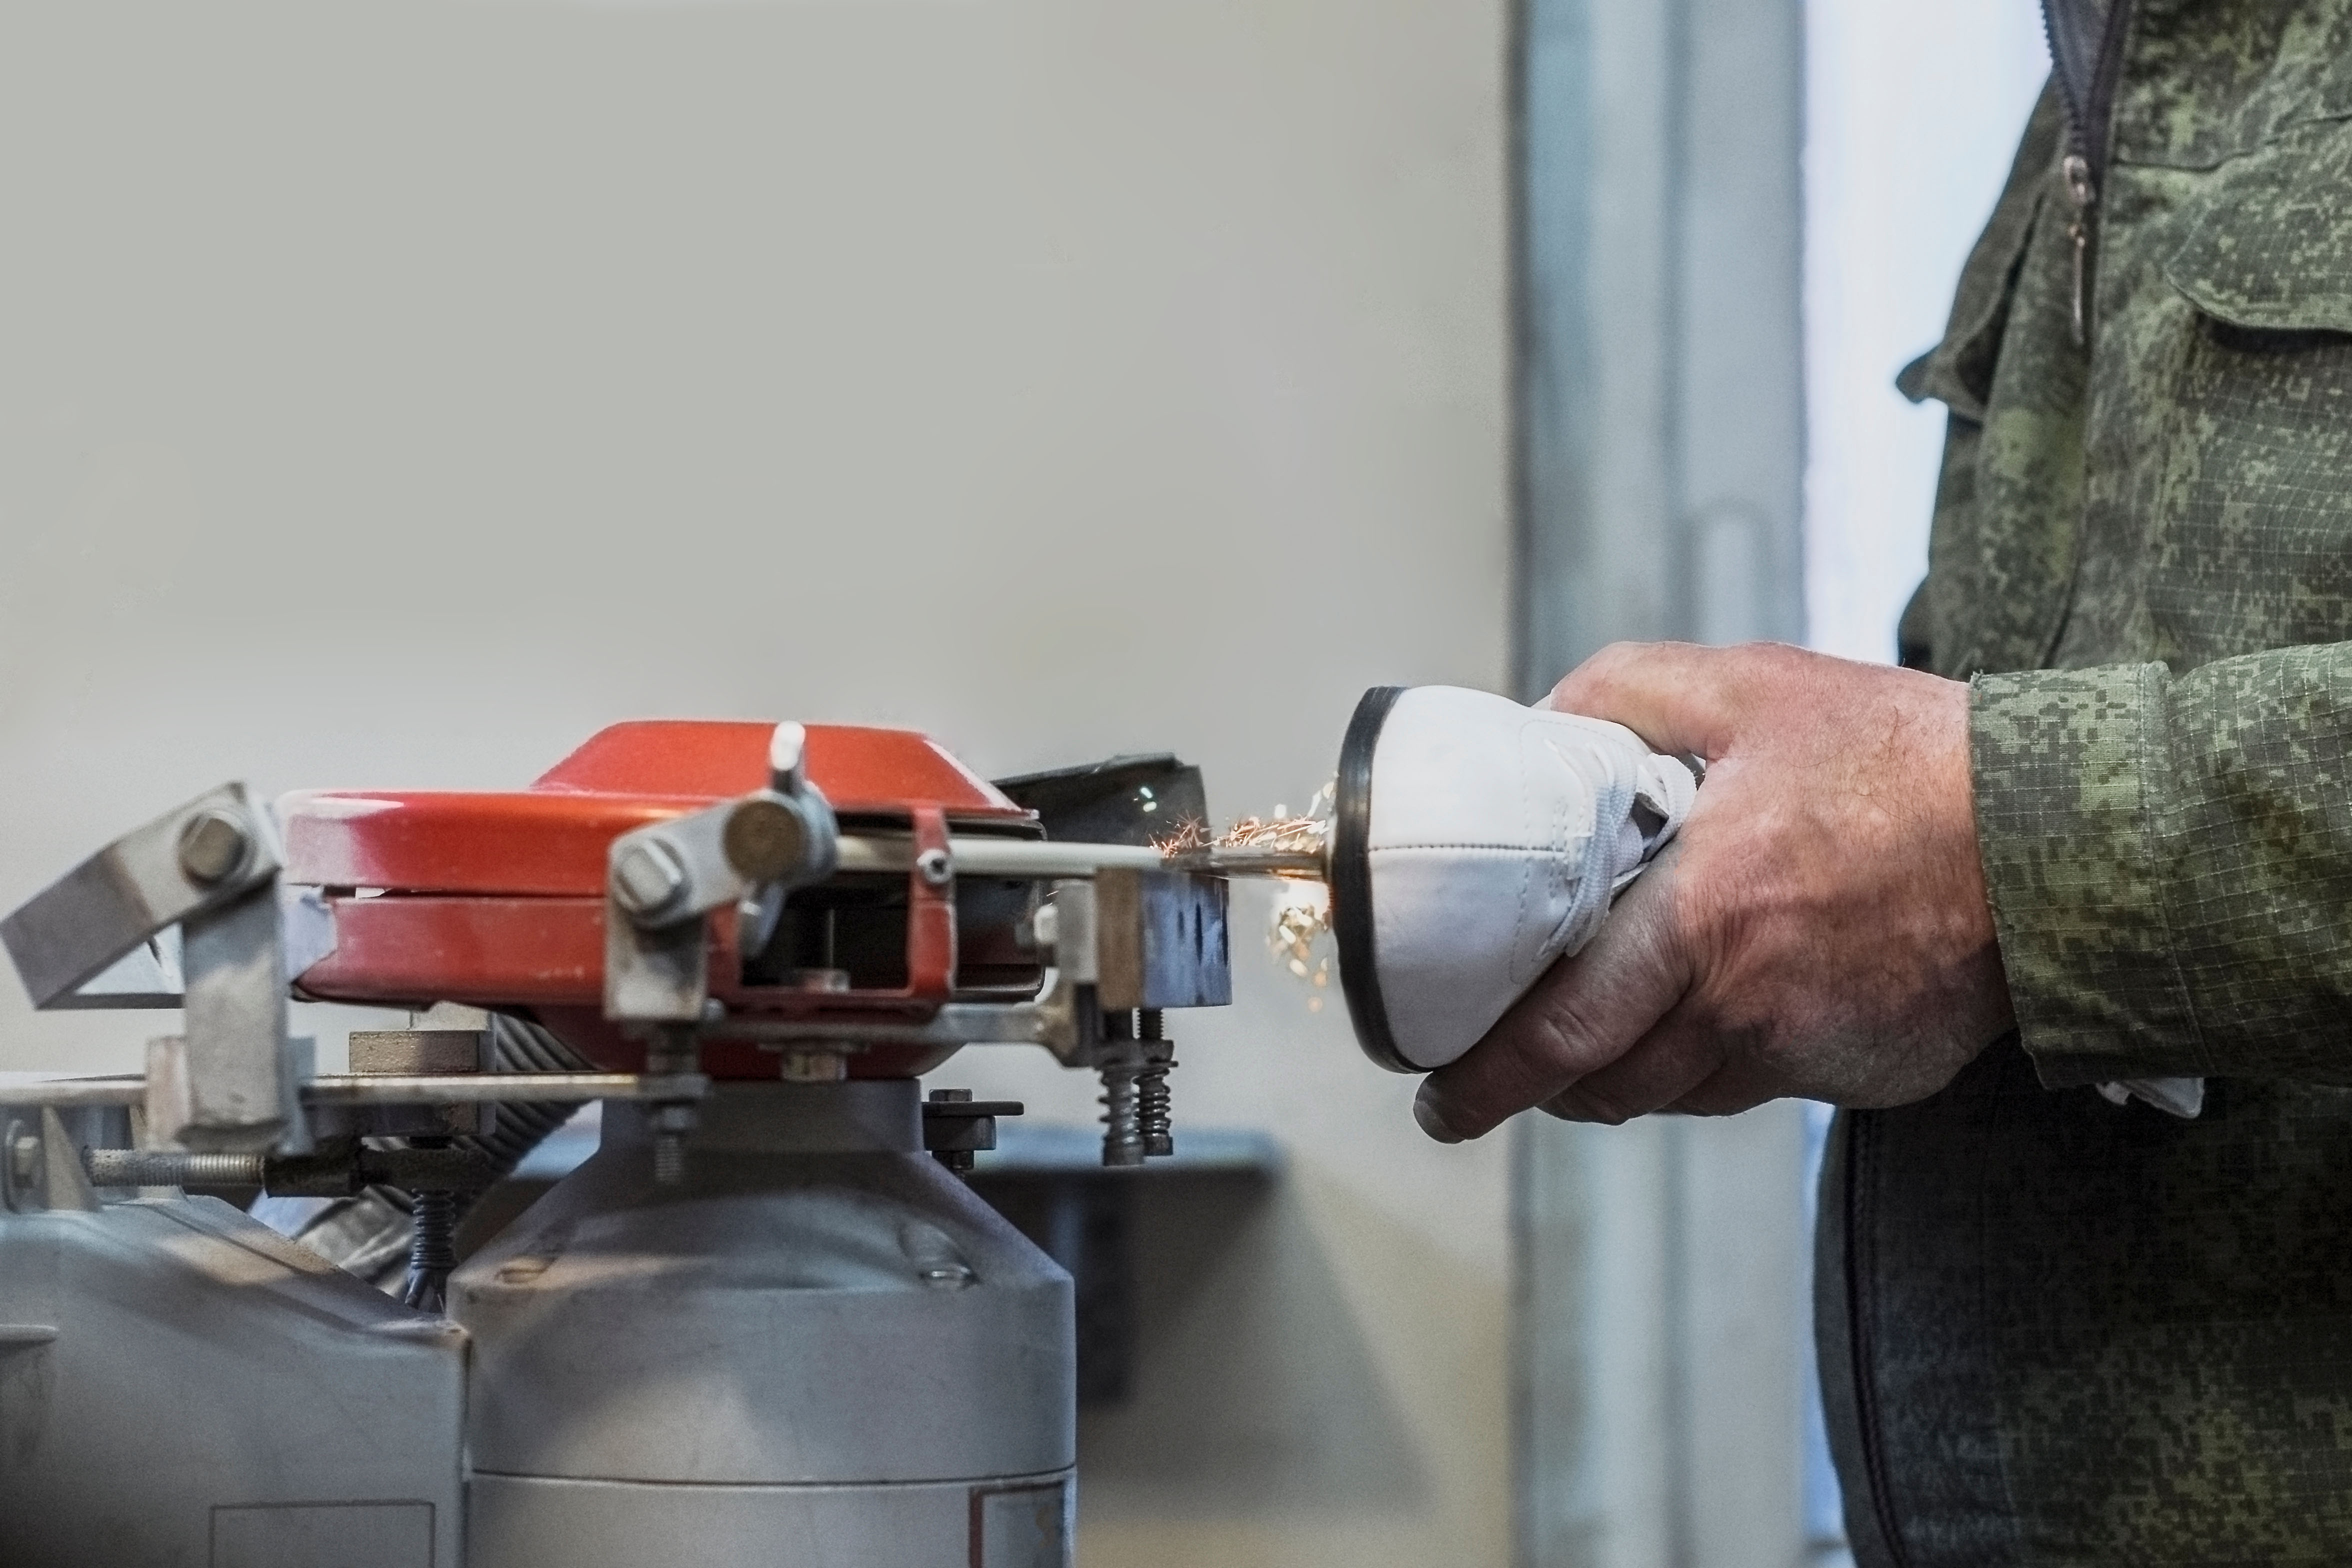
[1155,782,1334,878]
[1266,856,1336,1014]
[1158,784,1338,1011]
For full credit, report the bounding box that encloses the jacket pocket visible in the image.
[2164,116,2352,334]
[1898,84,2063,422]
[2136,114,2352,660]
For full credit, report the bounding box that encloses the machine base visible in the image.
[470,1470,1074,1568]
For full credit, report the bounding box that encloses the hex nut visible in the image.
[722,798,809,883]
[915,847,954,888]
[176,810,253,886]
[611,838,688,918]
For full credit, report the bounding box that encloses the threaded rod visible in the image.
[83,1149,264,1187]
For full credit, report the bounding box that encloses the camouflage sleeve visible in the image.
[1972,647,2352,1088]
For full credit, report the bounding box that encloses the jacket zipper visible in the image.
[2041,0,2136,344]
[2062,153,2096,344]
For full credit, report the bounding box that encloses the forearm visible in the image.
[1974,645,2352,1086]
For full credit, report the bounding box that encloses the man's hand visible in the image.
[1412,641,2014,1142]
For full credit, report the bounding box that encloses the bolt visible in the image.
[8,1130,38,1185]
[176,810,252,886]
[642,1026,701,1186]
[612,838,688,920]
[653,1134,686,1187]
[930,1088,976,1174]
[915,846,953,888]
[649,1102,698,1187]
[723,796,808,882]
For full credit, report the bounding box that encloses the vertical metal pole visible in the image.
[1510,0,1808,1562]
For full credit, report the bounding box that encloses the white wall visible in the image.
[0,2,1511,1563]
[1804,0,2050,664]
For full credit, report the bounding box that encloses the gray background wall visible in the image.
[0,2,1514,1564]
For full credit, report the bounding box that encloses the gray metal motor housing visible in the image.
[456,1079,1076,1568]
[0,1106,468,1568]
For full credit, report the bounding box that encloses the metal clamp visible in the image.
[604,723,841,1025]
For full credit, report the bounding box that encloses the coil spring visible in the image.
[1136,1009,1174,1158]
[1098,1061,1146,1168]
[402,1189,458,1314]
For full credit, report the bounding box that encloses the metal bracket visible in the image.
[0,784,313,1154]
[1,783,280,1009]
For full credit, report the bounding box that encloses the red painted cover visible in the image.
[280,720,1026,896]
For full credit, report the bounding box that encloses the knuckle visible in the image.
[1553,640,1651,702]
[1530,998,1616,1078]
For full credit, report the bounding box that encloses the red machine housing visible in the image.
[283,720,1044,1078]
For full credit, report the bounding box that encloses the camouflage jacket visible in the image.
[1822,4,2352,1564]
[1904,0,2352,1088]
